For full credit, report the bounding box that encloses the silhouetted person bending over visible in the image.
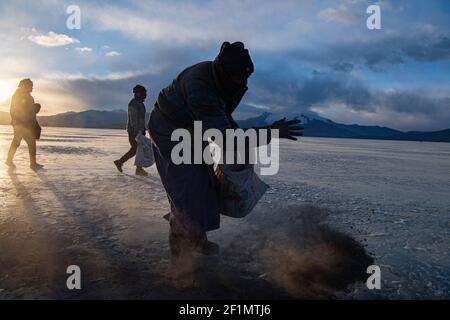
[114,85,149,176]
[5,78,44,171]
[149,42,303,257]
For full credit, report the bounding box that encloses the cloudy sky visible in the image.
[0,0,449,131]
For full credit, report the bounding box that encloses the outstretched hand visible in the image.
[270,118,304,141]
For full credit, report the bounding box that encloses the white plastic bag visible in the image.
[215,164,269,218]
[134,132,155,168]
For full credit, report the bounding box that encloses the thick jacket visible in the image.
[127,98,146,135]
[152,61,270,152]
[149,61,267,234]
[154,61,246,132]
[10,89,36,127]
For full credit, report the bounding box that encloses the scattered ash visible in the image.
[162,205,374,299]
[39,146,107,155]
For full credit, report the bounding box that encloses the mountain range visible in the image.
[0,109,449,143]
[236,112,450,143]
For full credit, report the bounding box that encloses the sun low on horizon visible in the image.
[0,79,15,105]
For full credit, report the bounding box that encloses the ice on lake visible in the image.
[0,125,449,299]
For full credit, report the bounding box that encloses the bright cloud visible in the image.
[75,47,93,53]
[106,51,121,57]
[28,31,79,47]
[318,5,359,24]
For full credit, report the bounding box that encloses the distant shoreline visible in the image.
[1,109,449,143]
[1,123,449,144]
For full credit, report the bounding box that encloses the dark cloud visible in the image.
[378,90,450,116]
[46,45,212,110]
[289,27,450,70]
[330,62,354,73]
[298,76,373,111]
[356,30,450,68]
[50,70,174,111]
[241,67,450,131]
[246,71,374,113]
[401,34,450,62]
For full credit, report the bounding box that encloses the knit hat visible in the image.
[216,41,254,78]
[18,78,33,88]
[133,84,147,93]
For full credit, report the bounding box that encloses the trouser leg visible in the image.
[118,133,137,164]
[6,135,21,163]
[24,136,37,166]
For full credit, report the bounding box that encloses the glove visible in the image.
[270,118,304,141]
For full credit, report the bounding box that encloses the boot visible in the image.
[30,162,44,171]
[135,166,148,176]
[113,159,123,173]
[169,232,219,257]
[30,153,43,171]
[193,234,220,256]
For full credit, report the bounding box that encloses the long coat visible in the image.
[149,61,267,236]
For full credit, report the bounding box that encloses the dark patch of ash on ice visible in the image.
[160,205,374,299]
[260,206,374,298]
[39,145,107,155]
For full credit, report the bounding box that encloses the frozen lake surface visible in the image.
[0,125,449,299]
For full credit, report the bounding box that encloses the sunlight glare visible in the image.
[0,79,15,102]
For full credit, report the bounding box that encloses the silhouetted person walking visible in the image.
[114,85,149,176]
[5,78,43,171]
